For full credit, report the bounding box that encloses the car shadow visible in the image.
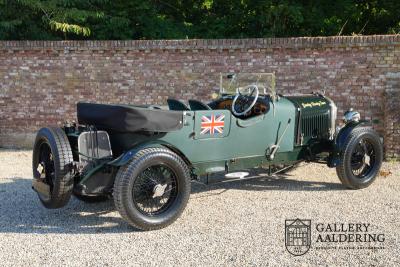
[0,178,131,234]
[0,171,344,234]
[191,169,345,196]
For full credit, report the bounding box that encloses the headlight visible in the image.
[343,108,360,123]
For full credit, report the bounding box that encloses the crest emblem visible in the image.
[285,219,311,256]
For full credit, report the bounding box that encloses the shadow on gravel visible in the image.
[191,170,344,197]
[0,172,343,234]
[0,178,132,234]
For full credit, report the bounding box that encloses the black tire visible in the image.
[74,194,110,203]
[32,127,74,209]
[113,148,191,230]
[336,127,383,189]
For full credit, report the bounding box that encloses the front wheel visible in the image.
[336,127,383,189]
[113,148,191,230]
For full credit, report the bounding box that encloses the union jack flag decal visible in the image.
[200,114,225,135]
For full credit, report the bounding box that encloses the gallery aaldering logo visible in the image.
[285,219,386,256]
[285,219,311,256]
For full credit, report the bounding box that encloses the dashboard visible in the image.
[215,98,269,117]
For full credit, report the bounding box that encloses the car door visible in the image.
[193,109,231,140]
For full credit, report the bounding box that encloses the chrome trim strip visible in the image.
[324,95,337,140]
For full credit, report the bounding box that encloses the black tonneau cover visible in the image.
[77,102,183,133]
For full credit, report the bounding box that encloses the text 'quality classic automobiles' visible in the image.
[32,73,383,230]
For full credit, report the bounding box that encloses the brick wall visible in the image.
[0,35,399,158]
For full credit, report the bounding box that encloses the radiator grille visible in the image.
[300,112,330,139]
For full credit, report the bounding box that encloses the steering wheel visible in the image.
[231,84,259,116]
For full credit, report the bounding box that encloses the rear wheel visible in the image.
[336,127,383,189]
[113,148,191,230]
[32,127,74,208]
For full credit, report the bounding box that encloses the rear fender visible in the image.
[107,141,191,167]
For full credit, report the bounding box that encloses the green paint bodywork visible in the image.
[103,96,329,176]
[68,94,339,187]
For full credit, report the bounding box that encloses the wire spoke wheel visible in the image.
[132,164,178,216]
[350,139,376,178]
[38,142,55,190]
[336,127,383,189]
[113,148,191,230]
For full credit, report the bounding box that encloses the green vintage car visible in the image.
[32,73,383,230]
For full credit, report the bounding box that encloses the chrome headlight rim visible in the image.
[343,108,361,124]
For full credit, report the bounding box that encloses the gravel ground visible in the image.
[0,149,399,266]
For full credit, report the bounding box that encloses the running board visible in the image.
[196,168,288,185]
[225,171,249,179]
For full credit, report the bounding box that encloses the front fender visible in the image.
[327,120,372,167]
[335,121,372,147]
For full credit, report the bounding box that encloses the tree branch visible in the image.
[337,19,348,36]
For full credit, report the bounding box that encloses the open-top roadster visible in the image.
[32,73,383,230]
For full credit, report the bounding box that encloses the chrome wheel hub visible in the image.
[363,154,371,166]
[152,184,167,198]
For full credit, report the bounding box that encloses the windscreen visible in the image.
[219,73,276,95]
